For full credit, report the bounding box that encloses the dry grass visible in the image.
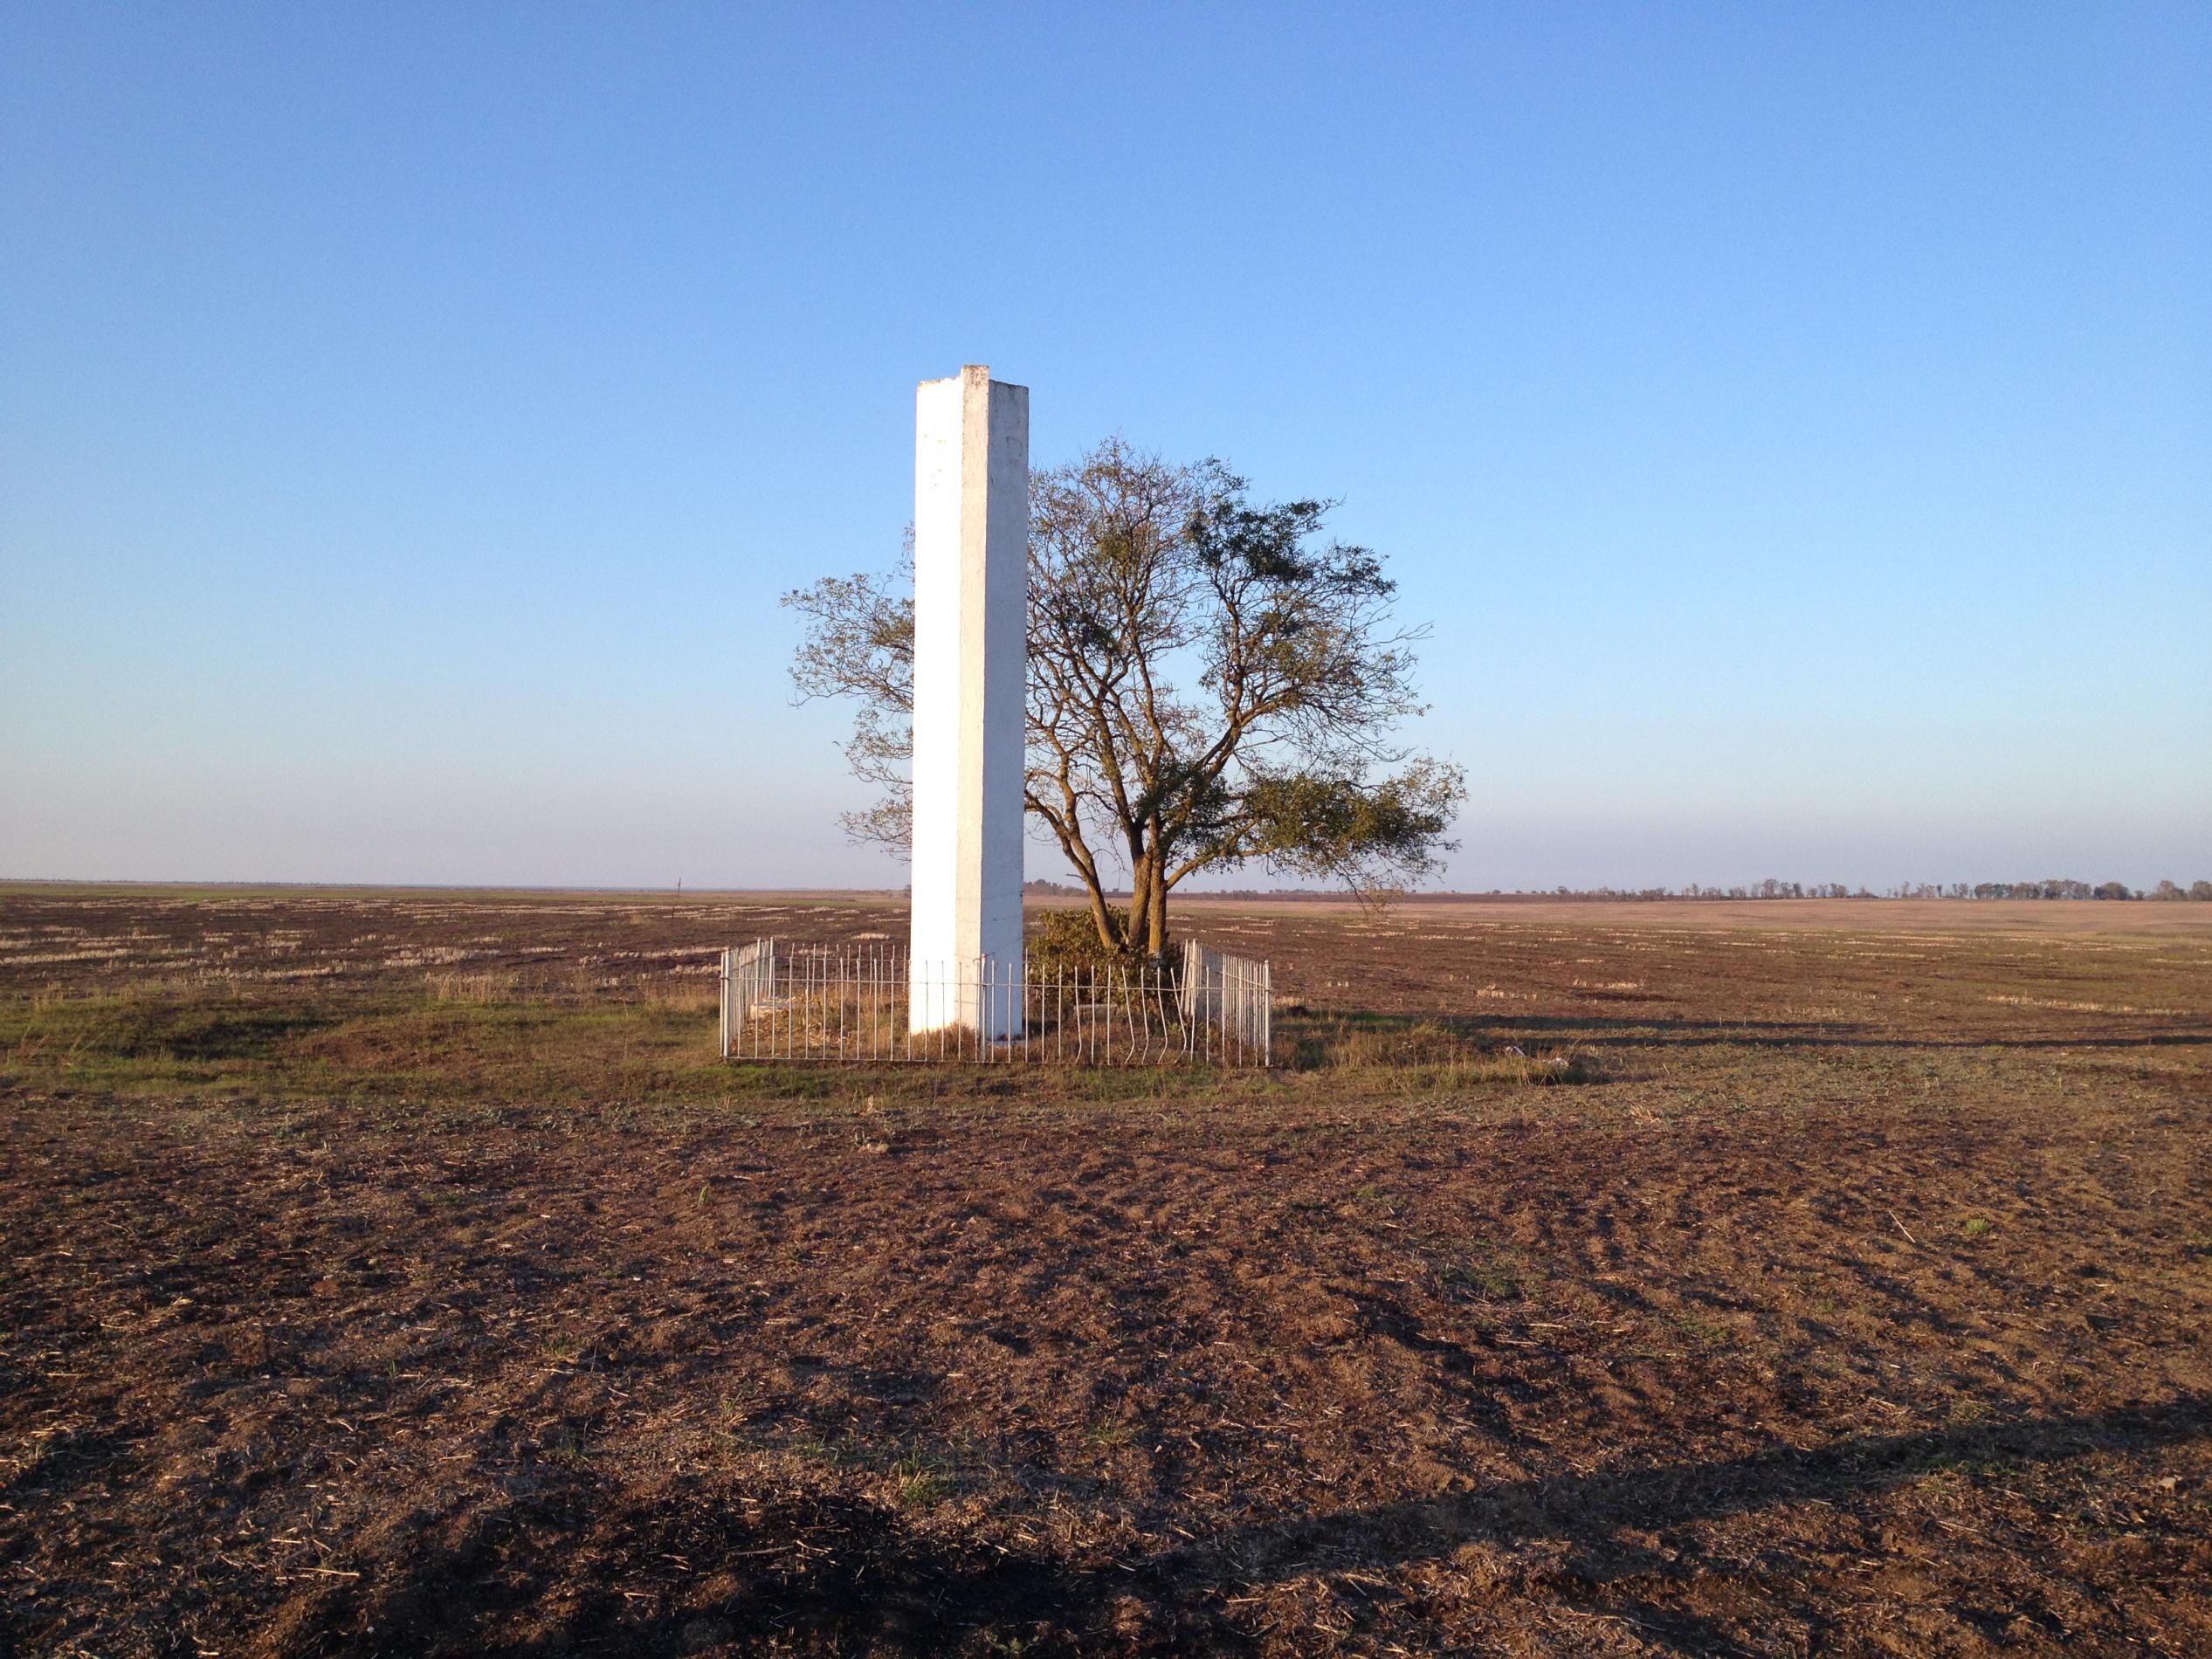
[1283,1011,1598,1085]
[428,969,516,1003]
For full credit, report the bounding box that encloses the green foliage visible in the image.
[892,1452,950,1509]
[1438,1240,1524,1300]
[1233,758,1464,887]
[1026,904,1168,972]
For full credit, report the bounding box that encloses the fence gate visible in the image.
[717,940,1271,1066]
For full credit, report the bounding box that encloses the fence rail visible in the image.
[718,939,1271,1066]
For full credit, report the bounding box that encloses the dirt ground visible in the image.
[2,887,2209,1656]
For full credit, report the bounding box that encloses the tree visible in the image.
[2192,880,2212,902]
[784,438,1466,958]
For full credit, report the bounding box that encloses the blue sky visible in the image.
[4,3,2207,891]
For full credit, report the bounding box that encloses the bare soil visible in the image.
[2,888,2209,1656]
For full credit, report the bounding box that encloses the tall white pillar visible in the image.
[908,366,1027,1037]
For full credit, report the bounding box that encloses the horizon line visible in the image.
[3,877,2204,903]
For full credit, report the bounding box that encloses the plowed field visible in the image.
[3,888,2208,1656]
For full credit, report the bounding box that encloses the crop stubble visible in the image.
[1,889,2208,1655]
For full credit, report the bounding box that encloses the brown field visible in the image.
[2,885,2209,1656]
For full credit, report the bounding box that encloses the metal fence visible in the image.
[718,938,1271,1065]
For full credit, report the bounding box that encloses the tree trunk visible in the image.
[1126,849,1160,961]
[1145,856,1169,960]
[1120,837,1174,962]
[1082,880,1125,954]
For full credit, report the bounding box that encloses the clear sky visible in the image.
[4,3,2207,891]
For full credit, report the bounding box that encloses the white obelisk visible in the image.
[908,366,1027,1037]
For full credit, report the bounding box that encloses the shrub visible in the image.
[1026,905,1172,974]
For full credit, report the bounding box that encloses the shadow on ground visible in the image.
[300,1394,2211,1656]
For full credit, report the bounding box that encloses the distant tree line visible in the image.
[1023,877,2212,902]
[1964,878,2212,902]
[1536,878,2212,901]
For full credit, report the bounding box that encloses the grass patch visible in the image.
[892,1456,950,1510]
[1435,1237,1526,1300]
[1671,1311,1735,1346]
[1,992,341,1064]
[1,982,1608,1126]
[1281,1012,1598,1087]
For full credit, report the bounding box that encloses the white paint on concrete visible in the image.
[908,366,1028,1036]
